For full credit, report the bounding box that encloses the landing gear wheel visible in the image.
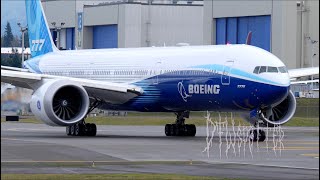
[186,124,196,136]
[75,123,82,136]
[249,129,266,142]
[164,123,196,137]
[89,123,97,136]
[174,124,180,136]
[70,124,75,136]
[165,124,171,136]
[84,123,96,136]
[66,126,71,136]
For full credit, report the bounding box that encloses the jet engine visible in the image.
[30,79,89,126]
[242,90,296,126]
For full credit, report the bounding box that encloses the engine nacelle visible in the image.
[30,79,89,126]
[241,90,296,126]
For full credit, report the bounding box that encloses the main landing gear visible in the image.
[66,121,97,136]
[165,111,196,136]
[66,99,101,136]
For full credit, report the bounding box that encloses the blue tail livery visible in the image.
[25,0,58,57]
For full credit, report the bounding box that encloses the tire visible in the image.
[258,130,266,142]
[85,123,92,136]
[75,123,81,136]
[66,126,71,136]
[90,124,97,136]
[174,124,180,136]
[70,124,75,136]
[249,130,258,141]
[191,124,196,136]
[185,124,192,136]
[165,124,171,136]
[169,124,174,136]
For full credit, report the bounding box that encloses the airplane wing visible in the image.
[1,65,30,72]
[1,69,143,104]
[291,79,319,85]
[288,67,319,79]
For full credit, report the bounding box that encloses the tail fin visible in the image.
[25,0,58,57]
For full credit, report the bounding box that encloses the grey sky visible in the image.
[1,0,26,36]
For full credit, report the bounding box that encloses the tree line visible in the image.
[1,21,29,68]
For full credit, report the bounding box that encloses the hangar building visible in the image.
[42,0,319,69]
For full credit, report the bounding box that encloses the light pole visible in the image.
[17,23,28,67]
[51,22,65,49]
[306,37,318,91]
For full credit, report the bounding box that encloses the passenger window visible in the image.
[267,66,278,73]
[253,66,260,74]
[259,66,267,74]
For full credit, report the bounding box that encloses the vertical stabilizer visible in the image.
[246,31,252,45]
[25,0,58,57]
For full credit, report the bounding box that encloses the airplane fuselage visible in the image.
[24,44,290,112]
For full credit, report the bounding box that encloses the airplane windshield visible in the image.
[253,66,286,74]
[267,67,278,73]
[278,66,288,73]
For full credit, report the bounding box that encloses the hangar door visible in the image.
[93,25,118,49]
[216,15,271,51]
[66,28,75,50]
[50,30,57,47]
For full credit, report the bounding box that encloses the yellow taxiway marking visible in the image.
[262,146,318,151]
[300,154,319,156]
[300,154,319,159]
[282,140,319,142]
[284,142,319,145]
[1,137,21,141]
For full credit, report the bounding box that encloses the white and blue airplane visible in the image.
[1,0,319,140]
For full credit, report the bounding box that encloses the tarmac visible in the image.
[1,122,319,179]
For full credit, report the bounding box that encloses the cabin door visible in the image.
[221,60,234,85]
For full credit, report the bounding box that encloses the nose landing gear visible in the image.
[249,129,266,142]
[249,122,266,142]
[165,111,196,136]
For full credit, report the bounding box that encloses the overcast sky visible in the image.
[1,0,26,36]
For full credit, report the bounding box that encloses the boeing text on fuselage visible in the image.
[188,84,220,95]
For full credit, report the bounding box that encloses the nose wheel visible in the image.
[249,129,266,142]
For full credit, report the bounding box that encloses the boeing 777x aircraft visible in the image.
[1,0,319,141]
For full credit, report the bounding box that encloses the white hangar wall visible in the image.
[42,0,318,69]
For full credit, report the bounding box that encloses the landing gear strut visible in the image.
[165,111,196,136]
[66,99,101,136]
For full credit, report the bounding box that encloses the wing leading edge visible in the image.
[1,69,143,104]
[288,67,319,79]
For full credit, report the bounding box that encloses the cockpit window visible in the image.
[253,66,260,74]
[267,66,278,73]
[278,66,288,73]
[259,66,267,74]
[254,66,287,74]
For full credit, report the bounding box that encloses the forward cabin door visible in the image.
[221,60,234,85]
